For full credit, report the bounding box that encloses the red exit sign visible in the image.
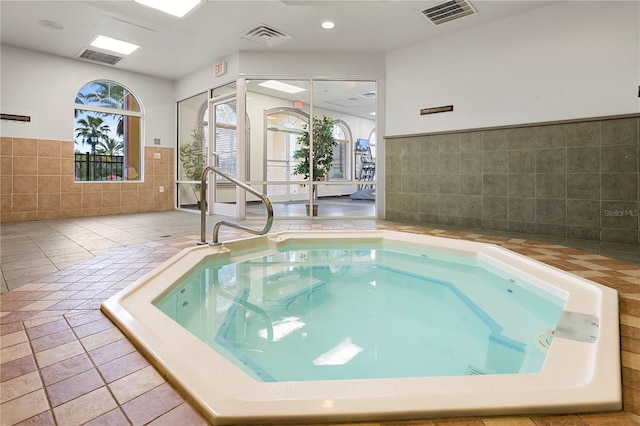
[214,61,227,77]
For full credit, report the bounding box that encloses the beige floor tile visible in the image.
[1,257,54,272]
[77,240,122,251]
[0,244,42,257]
[19,299,60,311]
[571,270,609,278]
[53,260,92,270]
[81,407,129,425]
[7,277,52,292]
[146,402,208,426]
[41,245,91,257]
[34,340,85,368]
[568,260,612,271]
[0,370,42,403]
[622,351,640,370]
[80,326,125,352]
[47,251,94,265]
[482,418,536,425]
[10,282,50,292]
[40,353,93,387]
[4,265,58,282]
[42,290,79,300]
[0,388,49,425]
[27,310,70,322]
[35,240,83,251]
[0,341,32,364]
[23,314,64,329]
[52,386,118,426]
[31,283,69,292]
[120,382,182,425]
[0,329,28,348]
[621,314,640,326]
[108,365,165,405]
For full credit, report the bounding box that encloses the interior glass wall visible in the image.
[177,79,377,219]
[176,92,207,211]
[244,79,376,218]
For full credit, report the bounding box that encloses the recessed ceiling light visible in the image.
[322,21,335,29]
[133,0,201,18]
[258,80,306,94]
[90,35,140,55]
[39,20,64,30]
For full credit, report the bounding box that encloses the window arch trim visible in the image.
[74,104,142,118]
[74,80,143,115]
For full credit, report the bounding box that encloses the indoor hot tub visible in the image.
[101,230,621,425]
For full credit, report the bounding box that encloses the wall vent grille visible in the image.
[420,0,476,25]
[240,24,292,47]
[76,49,122,65]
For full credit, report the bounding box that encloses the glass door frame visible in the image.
[207,93,238,217]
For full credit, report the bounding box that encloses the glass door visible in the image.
[265,110,307,202]
[244,78,376,218]
[177,92,207,212]
[208,96,238,217]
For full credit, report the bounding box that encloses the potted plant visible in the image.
[292,115,337,216]
[179,128,206,207]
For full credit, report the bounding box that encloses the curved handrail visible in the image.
[200,165,273,245]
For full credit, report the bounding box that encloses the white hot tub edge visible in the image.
[101,230,622,425]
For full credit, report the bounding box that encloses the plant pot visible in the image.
[305,204,318,217]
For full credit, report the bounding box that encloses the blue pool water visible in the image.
[154,243,566,382]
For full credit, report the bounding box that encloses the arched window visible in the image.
[368,129,376,159]
[264,108,308,196]
[264,110,350,185]
[331,119,352,180]
[74,81,142,181]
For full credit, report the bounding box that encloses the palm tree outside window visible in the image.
[74,80,142,181]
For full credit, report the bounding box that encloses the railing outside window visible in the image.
[74,153,124,181]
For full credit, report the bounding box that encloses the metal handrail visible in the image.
[199,165,273,245]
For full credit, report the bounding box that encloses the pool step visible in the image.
[465,366,486,375]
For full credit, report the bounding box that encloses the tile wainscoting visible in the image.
[0,138,174,222]
[385,115,640,245]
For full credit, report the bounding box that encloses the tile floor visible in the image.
[1,211,640,425]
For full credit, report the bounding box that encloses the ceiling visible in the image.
[1,0,556,81]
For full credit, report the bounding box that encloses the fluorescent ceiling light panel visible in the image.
[133,0,201,18]
[258,80,306,94]
[90,35,140,55]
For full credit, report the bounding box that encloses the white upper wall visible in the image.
[237,51,385,78]
[385,1,640,135]
[174,50,385,100]
[174,53,240,102]
[0,44,175,146]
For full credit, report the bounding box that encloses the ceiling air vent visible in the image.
[76,49,123,66]
[240,24,292,47]
[420,0,476,25]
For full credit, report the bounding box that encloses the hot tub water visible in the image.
[155,243,565,382]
